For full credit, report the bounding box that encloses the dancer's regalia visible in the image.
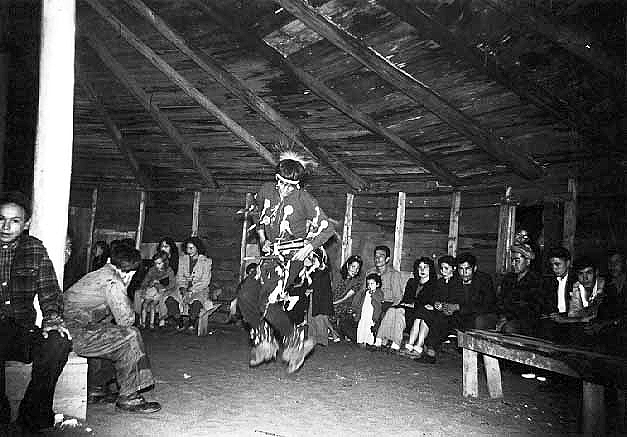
[237,154,335,373]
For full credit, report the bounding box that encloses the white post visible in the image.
[393,192,406,271]
[340,193,354,266]
[191,191,200,237]
[447,191,461,256]
[135,190,146,250]
[29,0,76,286]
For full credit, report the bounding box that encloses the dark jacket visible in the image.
[7,234,63,328]
[597,278,627,321]
[311,269,333,317]
[541,270,577,315]
[400,277,437,306]
[498,270,543,320]
[459,271,497,316]
[432,275,465,306]
[352,287,383,323]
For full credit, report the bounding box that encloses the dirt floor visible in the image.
[31,321,625,437]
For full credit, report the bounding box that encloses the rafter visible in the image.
[479,0,622,82]
[193,0,459,187]
[380,0,616,151]
[84,0,278,171]
[81,33,219,188]
[276,0,544,180]
[76,67,152,189]
[122,0,368,191]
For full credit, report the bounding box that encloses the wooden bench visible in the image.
[457,330,626,436]
[6,351,87,421]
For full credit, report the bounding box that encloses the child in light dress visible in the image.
[354,273,384,346]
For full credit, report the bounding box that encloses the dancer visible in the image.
[237,152,335,373]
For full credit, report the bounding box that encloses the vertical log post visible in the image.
[393,192,406,271]
[135,190,146,250]
[191,191,201,237]
[563,178,577,257]
[447,191,461,256]
[30,0,76,285]
[495,187,516,274]
[340,192,354,266]
[239,193,253,279]
[0,49,8,193]
[85,187,98,272]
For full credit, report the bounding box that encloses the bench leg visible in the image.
[197,310,209,336]
[582,381,605,436]
[463,348,478,397]
[482,355,503,398]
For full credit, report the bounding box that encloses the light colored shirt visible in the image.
[366,266,404,304]
[557,273,568,313]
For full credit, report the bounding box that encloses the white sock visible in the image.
[405,344,414,351]
[390,342,400,350]
[374,338,382,347]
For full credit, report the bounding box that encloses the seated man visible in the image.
[456,252,498,330]
[543,246,577,315]
[496,237,543,335]
[568,256,604,317]
[63,245,161,413]
[0,191,72,432]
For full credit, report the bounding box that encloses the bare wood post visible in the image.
[30,0,76,286]
[393,192,406,271]
[462,348,479,397]
[582,382,605,436]
[563,178,577,257]
[447,191,461,256]
[482,355,503,398]
[495,187,516,274]
[0,50,7,193]
[85,187,98,272]
[340,193,354,266]
[135,191,146,250]
[239,193,253,279]
[191,191,201,237]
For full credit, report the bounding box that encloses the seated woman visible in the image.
[157,237,179,275]
[134,251,176,329]
[402,257,437,357]
[333,255,363,341]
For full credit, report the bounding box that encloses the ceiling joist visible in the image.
[123,0,368,191]
[276,0,544,181]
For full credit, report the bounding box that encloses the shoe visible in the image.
[416,354,437,364]
[250,340,278,367]
[88,386,118,404]
[115,394,161,413]
[158,319,165,328]
[287,338,315,374]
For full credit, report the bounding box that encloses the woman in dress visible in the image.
[332,255,363,341]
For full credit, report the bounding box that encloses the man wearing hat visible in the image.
[496,231,543,335]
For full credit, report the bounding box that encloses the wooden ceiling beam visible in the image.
[276,0,544,180]
[479,0,622,82]
[81,33,219,188]
[380,0,615,151]
[84,0,278,172]
[76,67,152,189]
[193,0,459,187]
[123,0,368,191]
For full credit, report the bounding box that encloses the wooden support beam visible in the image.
[462,348,479,398]
[84,0,278,171]
[192,0,457,187]
[380,0,613,151]
[240,193,254,280]
[393,192,406,271]
[123,0,367,191]
[276,0,543,180]
[77,70,151,189]
[582,382,605,436]
[447,191,461,256]
[30,0,76,284]
[495,188,516,274]
[191,191,200,237]
[340,193,354,266]
[480,0,622,82]
[85,187,98,273]
[81,34,219,189]
[563,178,577,257]
[135,190,146,250]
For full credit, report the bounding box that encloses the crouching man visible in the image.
[63,245,161,413]
[0,191,72,432]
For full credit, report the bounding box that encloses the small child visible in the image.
[354,273,384,346]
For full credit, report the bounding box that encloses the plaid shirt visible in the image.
[1,234,63,327]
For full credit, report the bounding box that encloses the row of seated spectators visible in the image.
[291,232,627,363]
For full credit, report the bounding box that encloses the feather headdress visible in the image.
[279,150,316,171]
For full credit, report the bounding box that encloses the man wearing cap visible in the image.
[0,191,72,432]
[496,236,543,335]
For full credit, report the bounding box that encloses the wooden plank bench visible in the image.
[6,351,87,421]
[457,329,627,436]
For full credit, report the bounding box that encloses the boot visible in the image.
[283,328,315,373]
[249,321,278,367]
